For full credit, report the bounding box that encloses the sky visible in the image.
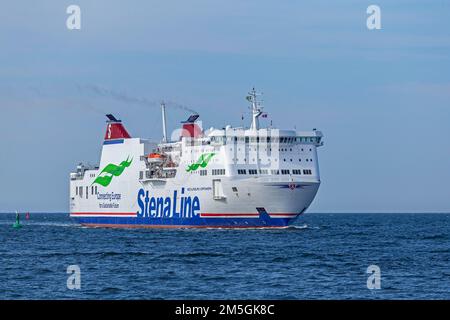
[0,0,449,213]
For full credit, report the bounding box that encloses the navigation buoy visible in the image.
[12,211,22,229]
[25,212,30,220]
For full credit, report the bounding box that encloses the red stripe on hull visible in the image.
[71,212,135,216]
[72,212,298,217]
[201,213,298,217]
[80,223,289,229]
[201,213,259,217]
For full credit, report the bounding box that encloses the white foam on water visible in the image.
[0,221,78,228]
[287,224,320,230]
[292,224,309,229]
[30,222,78,227]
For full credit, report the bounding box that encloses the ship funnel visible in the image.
[104,114,131,141]
[180,114,203,138]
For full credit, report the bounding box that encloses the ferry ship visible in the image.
[69,89,323,228]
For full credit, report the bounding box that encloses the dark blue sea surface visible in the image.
[1,213,449,299]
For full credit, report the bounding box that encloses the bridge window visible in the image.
[248,169,258,175]
[281,169,290,175]
[271,170,280,175]
[200,170,208,176]
[303,169,312,175]
[237,169,247,175]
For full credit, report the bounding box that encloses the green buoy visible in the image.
[12,211,22,229]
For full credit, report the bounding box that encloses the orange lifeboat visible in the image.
[147,153,165,163]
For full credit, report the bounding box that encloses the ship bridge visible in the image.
[206,127,323,147]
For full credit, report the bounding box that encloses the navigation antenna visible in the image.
[246,87,263,131]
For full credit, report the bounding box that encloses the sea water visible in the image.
[1,213,449,299]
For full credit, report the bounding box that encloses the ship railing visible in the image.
[140,169,177,181]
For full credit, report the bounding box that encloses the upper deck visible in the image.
[70,88,324,185]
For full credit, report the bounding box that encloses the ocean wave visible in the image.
[100,251,151,257]
[172,252,226,258]
[420,234,448,240]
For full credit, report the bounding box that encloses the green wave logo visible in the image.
[186,153,215,172]
[92,156,133,187]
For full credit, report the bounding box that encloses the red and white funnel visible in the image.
[180,114,203,139]
[104,114,131,141]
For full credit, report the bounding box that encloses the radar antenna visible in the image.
[246,88,263,131]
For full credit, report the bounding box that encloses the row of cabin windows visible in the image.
[283,158,314,162]
[75,185,98,199]
[212,169,226,176]
[212,136,318,144]
[199,169,257,176]
[198,168,313,176]
[231,158,313,163]
[279,148,313,152]
[237,169,313,175]
[233,147,313,152]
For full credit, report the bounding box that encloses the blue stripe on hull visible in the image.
[72,216,300,228]
[103,139,124,145]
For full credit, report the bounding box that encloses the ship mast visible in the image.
[161,101,168,143]
[247,88,263,131]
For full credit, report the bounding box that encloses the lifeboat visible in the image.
[147,153,165,163]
